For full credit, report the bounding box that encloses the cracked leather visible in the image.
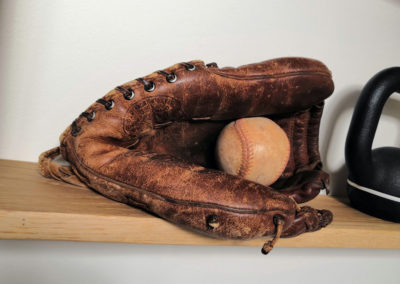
[39,57,334,242]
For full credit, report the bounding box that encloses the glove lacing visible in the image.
[261,215,284,255]
[71,62,198,137]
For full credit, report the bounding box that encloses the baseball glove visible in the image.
[39,57,334,254]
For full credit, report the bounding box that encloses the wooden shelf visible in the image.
[1,159,399,249]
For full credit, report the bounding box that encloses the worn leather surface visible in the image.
[40,57,334,242]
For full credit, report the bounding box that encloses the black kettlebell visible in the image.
[345,67,400,223]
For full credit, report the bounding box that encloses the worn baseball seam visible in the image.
[234,119,254,178]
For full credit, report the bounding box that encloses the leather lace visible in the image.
[157,70,177,83]
[70,62,196,136]
[261,215,284,255]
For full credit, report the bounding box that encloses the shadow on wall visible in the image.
[322,89,400,197]
[385,0,400,7]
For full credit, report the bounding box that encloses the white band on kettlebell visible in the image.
[347,179,400,203]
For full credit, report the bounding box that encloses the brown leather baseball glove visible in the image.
[39,57,334,254]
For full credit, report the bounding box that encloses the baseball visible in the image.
[216,117,290,186]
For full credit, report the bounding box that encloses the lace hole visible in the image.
[71,130,79,137]
[71,126,81,137]
[106,100,114,110]
[206,214,219,229]
[166,73,177,83]
[186,64,196,71]
[124,89,135,100]
[145,81,155,92]
[273,214,284,225]
[88,111,96,121]
[206,62,218,68]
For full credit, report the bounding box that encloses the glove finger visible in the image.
[65,141,297,240]
[271,169,330,203]
[39,147,86,187]
[205,57,333,119]
[281,206,333,238]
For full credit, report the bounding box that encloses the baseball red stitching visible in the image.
[234,119,254,178]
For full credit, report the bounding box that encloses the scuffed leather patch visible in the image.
[123,96,185,136]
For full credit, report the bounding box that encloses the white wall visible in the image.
[1,240,399,284]
[0,0,399,283]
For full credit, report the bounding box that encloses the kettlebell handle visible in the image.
[345,67,400,177]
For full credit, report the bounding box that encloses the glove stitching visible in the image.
[208,70,331,80]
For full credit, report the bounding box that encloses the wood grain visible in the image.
[0,159,399,249]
